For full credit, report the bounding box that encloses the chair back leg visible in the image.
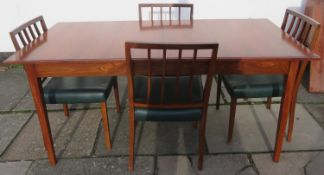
[128,111,135,171]
[113,79,121,113]
[227,97,237,143]
[216,76,222,109]
[63,104,70,117]
[197,111,208,170]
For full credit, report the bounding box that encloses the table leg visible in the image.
[287,61,308,142]
[273,61,299,162]
[24,65,57,165]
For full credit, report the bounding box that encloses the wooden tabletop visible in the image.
[4,19,319,64]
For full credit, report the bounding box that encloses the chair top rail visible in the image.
[10,16,47,36]
[285,9,320,27]
[138,3,193,8]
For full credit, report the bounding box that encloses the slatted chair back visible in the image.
[10,16,48,51]
[281,9,321,49]
[126,42,218,110]
[138,3,193,27]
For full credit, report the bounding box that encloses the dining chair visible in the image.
[126,42,219,170]
[138,3,193,28]
[216,9,321,143]
[10,16,121,149]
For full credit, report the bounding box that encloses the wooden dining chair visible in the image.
[138,3,193,28]
[216,9,321,143]
[10,16,121,150]
[126,42,218,171]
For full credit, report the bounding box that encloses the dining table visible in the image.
[3,19,319,165]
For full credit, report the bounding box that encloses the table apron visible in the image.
[215,60,291,75]
[32,60,291,77]
[34,61,127,77]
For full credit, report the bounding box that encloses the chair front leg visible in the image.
[100,102,112,149]
[227,97,237,143]
[63,104,70,117]
[113,78,121,113]
[216,75,222,110]
[266,97,272,109]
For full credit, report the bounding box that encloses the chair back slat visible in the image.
[281,9,321,49]
[150,6,154,25]
[291,18,301,37]
[34,23,41,36]
[175,49,182,101]
[126,42,218,109]
[160,7,163,25]
[146,49,152,103]
[169,7,172,24]
[297,22,307,42]
[139,3,193,28]
[22,28,31,43]
[28,26,36,39]
[287,16,296,34]
[17,32,27,47]
[178,7,181,24]
[10,16,47,51]
[301,23,312,44]
[188,49,198,102]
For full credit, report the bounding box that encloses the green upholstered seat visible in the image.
[43,77,116,104]
[133,76,203,121]
[222,75,284,98]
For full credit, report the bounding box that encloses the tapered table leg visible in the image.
[273,61,299,162]
[287,61,309,142]
[24,64,57,165]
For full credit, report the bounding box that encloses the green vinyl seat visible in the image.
[216,74,285,143]
[222,75,284,98]
[43,77,117,104]
[133,76,203,121]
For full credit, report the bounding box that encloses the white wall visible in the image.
[0,0,304,52]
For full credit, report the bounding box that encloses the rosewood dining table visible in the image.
[4,19,319,165]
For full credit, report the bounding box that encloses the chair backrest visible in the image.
[281,9,321,49]
[138,3,193,28]
[10,16,47,51]
[125,42,218,109]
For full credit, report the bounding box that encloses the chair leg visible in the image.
[113,78,121,113]
[287,95,297,142]
[227,97,237,143]
[216,75,222,110]
[100,102,112,150]
[63,104,69,117]
[197,116,208,170]
[128,108,135,171]
[266,97,272,109]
